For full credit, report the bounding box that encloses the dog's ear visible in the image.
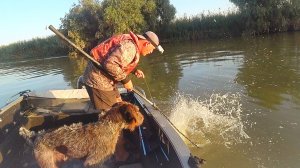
[119,104,135,123]
[112,102,122,108]
[124,111,135,123]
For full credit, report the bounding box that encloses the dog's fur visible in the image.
[19,101,144,168]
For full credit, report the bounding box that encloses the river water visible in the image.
[1,32,299,168]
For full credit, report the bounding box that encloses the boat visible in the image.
[0,87,203,168]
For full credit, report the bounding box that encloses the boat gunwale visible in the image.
[134,93,191,168]
[0,96,24,116]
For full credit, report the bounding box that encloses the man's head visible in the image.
[138,31,164,56]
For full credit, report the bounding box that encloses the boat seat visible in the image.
[60,101,90,113]
[119,163,143,168]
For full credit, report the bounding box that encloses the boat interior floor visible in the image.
[14,98,168,168]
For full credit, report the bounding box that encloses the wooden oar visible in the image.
[48,25,100,67]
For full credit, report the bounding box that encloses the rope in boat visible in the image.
[139,80,202,149]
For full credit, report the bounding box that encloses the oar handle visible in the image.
[48,25,100,67]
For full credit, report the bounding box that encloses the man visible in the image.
[82,31,164,112]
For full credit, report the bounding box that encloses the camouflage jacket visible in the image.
[82,40,139,91]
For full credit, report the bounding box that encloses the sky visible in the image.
[0,0,235,46]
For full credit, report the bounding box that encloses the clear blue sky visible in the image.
[0,0,235,46]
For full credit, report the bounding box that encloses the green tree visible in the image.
[60,0,102,57]
[101,0,147,36]
[155,0,176,35]
[60,0,169,56]
[156,0,176,26]
[141,0,157,31]
[229,0,300,35]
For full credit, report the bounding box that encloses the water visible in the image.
[0,56,81,107]
[169,92,249,147]
[1,32,300,167]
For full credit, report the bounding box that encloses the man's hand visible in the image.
[123,80,133,91]
[134,69,145,78]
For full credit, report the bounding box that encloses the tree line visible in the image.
[165,0,300,40]
[0,36,68,62]
[1,0,299,60]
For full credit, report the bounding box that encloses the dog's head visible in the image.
[108,102,144,131]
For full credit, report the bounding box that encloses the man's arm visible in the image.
[103,40,136,83]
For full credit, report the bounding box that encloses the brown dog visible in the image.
[19,101,144,168]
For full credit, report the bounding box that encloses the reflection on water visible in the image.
[1,32,300,167]
[0,56,86,107]
[235,34,300,109]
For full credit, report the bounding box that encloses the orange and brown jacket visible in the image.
[82,32,141,91]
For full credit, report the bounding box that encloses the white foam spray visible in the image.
[169,92,250,148]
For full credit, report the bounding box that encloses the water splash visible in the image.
[169,92,250,148]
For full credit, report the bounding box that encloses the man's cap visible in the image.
[138,31,164,54]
